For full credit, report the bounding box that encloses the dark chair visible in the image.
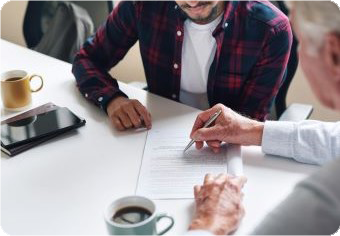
[269,1,313,121]
[23,1,113,49]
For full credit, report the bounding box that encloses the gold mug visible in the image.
[1,70,43,111]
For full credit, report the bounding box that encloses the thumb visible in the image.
[192,126,221,141]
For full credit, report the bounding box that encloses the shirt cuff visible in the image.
[262,121,296,159]
[186,230,214,235]
[99,90,128,114]
[81,88,128,114]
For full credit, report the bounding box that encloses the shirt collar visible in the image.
[222,1,239,25]
[174,1,240,30]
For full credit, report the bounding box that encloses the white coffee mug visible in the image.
[104,195,174,235]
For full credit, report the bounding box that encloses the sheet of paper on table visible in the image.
[136,128,243,199]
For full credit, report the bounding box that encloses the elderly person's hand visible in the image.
[190,104,264,153]
[189,174,247,235]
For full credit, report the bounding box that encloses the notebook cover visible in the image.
[1,102,59,125]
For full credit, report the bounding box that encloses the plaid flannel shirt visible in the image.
[72,1,292,120]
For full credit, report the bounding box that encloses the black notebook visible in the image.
[1,103,86,156]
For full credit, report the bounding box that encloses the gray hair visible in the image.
[287,1,340,54]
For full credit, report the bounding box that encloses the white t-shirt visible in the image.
[180,14,223,110]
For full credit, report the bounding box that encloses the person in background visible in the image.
[72,1,292,131]
[187,1,340,235]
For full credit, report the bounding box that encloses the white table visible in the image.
[0,39,319,235]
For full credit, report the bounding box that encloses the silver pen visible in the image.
[184,109,222,152]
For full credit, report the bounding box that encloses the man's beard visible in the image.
[179,2,220,24]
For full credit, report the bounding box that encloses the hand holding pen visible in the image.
[184,109,222,152]
[188,104,264,153]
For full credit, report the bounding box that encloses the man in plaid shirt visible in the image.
[72,1,292,131]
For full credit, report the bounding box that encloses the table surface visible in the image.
[0,39,320,235]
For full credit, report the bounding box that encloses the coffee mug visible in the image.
[1,70,43,111]
[104,196,174,235]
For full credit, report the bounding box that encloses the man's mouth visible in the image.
[187,5,207,14]
[181,2,211,14]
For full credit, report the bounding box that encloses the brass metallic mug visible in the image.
[1,70,43,111]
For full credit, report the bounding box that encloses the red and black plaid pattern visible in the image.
[72,1,292,120]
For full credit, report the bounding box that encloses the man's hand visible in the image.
[190,104,264,152]
[189,174,247,235]
[107,96,152,131]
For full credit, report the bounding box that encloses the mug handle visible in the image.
[156,213,174,235]
[28,74,44,92]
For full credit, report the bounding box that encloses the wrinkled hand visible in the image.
[107,96,152,131]
[190,104,264,152]
[189,174,247,235]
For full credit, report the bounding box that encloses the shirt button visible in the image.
[224,22,229,28]
[174,5,178,10]
[84,93,88,98]
[172,94,177,99]
[173,63,179,69]
[177,30,182,36]
[98,97,103,102]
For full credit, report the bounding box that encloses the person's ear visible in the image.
[323,33,340,81]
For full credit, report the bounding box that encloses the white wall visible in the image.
[1,1,27,47]
[287,66,339,121]
[1,1,339,121]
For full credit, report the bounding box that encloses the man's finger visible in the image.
[204,173,214,184]
[229,176,247,189]
[111,116,125,131]
[190,116,205,139]
[134,101,152,129]
[215,173,228,184]
[194,185,201,199]
[117,111,133,129]
[193,127,220,141]
[195,141,204,150]
[190,107,220,138]
[124,105,142,128]
[206,140,222,148]
[206,141,222,153]
[147,111,152,123]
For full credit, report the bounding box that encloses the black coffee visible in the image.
[5,77,23,82]
[112,206,152,225]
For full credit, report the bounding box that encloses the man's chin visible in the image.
[185,12,213,24]
[181,4,220,24]
[189,16,210,24]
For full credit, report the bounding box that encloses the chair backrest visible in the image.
[269,1,299,120]
[23,1,113,49]
[23,1,46,48]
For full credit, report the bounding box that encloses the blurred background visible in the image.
[1,1,339,121]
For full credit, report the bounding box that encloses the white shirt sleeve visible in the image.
[262,120,340,165]
[186,230,214,235]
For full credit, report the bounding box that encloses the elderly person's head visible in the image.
[288,1,340,110]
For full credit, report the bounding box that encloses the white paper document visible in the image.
[136,129,243,199]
